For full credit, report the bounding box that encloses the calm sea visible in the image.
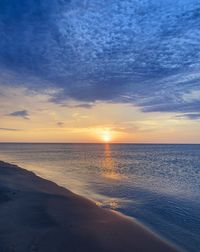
[0,143,199,251]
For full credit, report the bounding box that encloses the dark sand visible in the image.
[0,161,181,252]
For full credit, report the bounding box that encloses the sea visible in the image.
[0,143,199,252]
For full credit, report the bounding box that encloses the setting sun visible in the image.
[102,131,112,143]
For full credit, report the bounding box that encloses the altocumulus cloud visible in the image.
[0,0,200,116]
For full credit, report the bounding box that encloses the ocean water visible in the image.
[0,143,199,251]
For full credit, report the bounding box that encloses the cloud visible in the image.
[0,127,21,131]
[0,0,200,116]
[7,110,29,119]
[177,113,200,120]
[185,113,200,120]
[61,103,94,109]
[57,122,64,127]
[73,103,94,109]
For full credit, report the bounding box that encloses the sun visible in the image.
[102,131,112,143]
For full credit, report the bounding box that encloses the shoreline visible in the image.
[0,160,181,252]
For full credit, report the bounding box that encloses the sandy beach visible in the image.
[0,160,181,252]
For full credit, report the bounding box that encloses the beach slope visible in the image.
[0,161,180,252]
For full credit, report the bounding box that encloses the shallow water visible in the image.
[0,143,199,251]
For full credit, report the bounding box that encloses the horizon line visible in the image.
[0,142,199,145]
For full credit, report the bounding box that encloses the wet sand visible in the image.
[0,160,181,252]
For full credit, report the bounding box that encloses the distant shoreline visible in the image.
[0,160,181,252]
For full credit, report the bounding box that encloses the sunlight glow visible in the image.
[102,131,112,143]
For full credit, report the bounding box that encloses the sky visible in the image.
[0,0,200,143]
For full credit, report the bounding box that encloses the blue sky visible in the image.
[0,0,200,142]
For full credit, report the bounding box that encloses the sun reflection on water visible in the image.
[96,198,121,210]
[101,144,122,180]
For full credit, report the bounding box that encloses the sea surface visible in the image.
[0,143,199,251]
